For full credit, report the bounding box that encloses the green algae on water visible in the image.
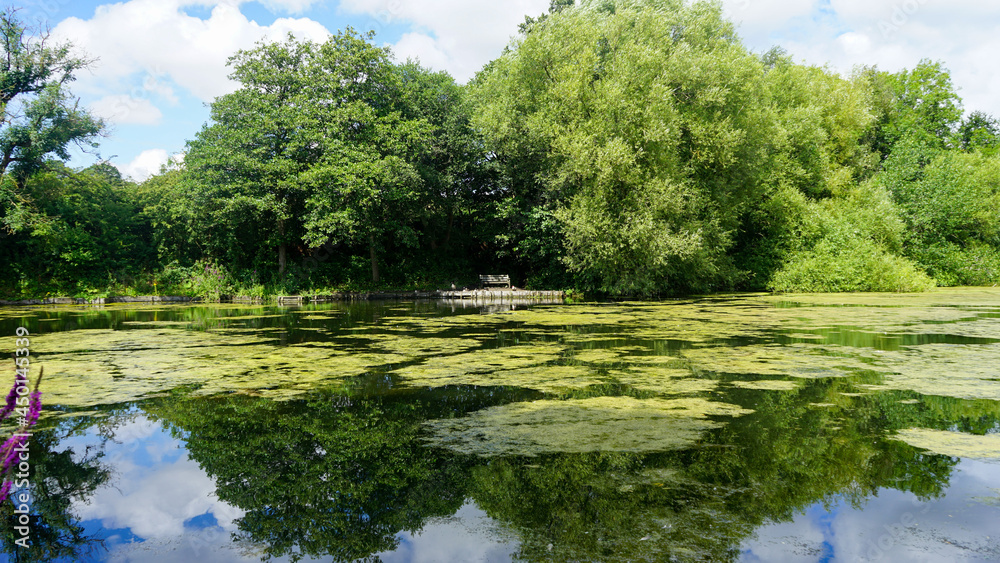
[608,366,712,395]
[422,396,753,456]
[892,428,1000,460]
[31,327,411,406]
[14,287,1000,414]
[728,380,799,391]
[681,344,882,379]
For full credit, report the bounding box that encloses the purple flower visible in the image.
[0,373,28,423]
[0,385,19,422]
[26,392,42,426]
[0,368,42,504]
[0,435,25,472]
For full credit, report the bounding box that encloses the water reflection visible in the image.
[1,291,1000,561]
[4,380,996,562]
[0,416,110,561]
[741,460,1000,562]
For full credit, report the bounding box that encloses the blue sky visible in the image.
[18,0,999,180]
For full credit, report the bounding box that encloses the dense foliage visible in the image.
[2,1,1000,298]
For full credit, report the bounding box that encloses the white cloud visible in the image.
[72,420,244,541]
[336,0,999,117]
[338,0,550,82]
[720,0,1000,117]
[53,0,331,103]
[118,149,177,181]
[393,32,450,70]
[723,0,817,43]
[258,0,326,14]
[90,94,164,125]
[835,31,872,57]
[743,460,1000,561]
[376,500,517,563]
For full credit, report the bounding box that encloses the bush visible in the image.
[769,236,935,292]
[910,242,1000,286]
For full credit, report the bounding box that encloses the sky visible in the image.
[12,0,998,181]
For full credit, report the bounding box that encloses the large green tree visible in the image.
[475,0,779,294]
[185,35,316,275]
[858,59,963,160]
[474,0,885,294]
[294,32,430,284]
[957,111,999,154]
[0,8,103,233]
[185,30,482,285]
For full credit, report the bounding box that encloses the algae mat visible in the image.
[3,293,1000,563]
[422,396,753,456]
[4,288,1000,410]
[892,428,1000,460]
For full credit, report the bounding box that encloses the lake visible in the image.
[2,289,1000,562]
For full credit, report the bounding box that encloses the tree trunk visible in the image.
[443,208,455,248]
[369,233,380,284]
[278,219,286,275]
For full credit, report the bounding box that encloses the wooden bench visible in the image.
[479,274,511,289]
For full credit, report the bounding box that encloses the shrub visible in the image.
[910,242,1000,286]
[769,236,935,292]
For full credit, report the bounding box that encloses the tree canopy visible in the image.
[0,7,103,234]
[2,1,1000,298]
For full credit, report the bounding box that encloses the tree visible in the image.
[295,32,430,284]
[0,161,155,295]
[857,60,963,160]
[185,35,316,275]
[889,150,1000,285]
[0,8,103,232]
[1,417,112,561]
[187,31,470,285]
[147,392,473,562]
[474,0,815,294]
[518,0,576,35]
[134,163,206,265]
[957,110,999,153]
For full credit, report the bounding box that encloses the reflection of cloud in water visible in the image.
[103,500,517,563]
[64,416,244,549]
[376,500,517,563]
[74,451,240,539]
[741,460,1000,562]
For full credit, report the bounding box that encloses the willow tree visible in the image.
[474,0,778,294]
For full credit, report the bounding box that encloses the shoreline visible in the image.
[0,289,566,307]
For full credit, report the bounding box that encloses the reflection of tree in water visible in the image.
[146,376,998,563]
[0,418,111,562]
[467,378,981,562]
[147,386,535,562]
